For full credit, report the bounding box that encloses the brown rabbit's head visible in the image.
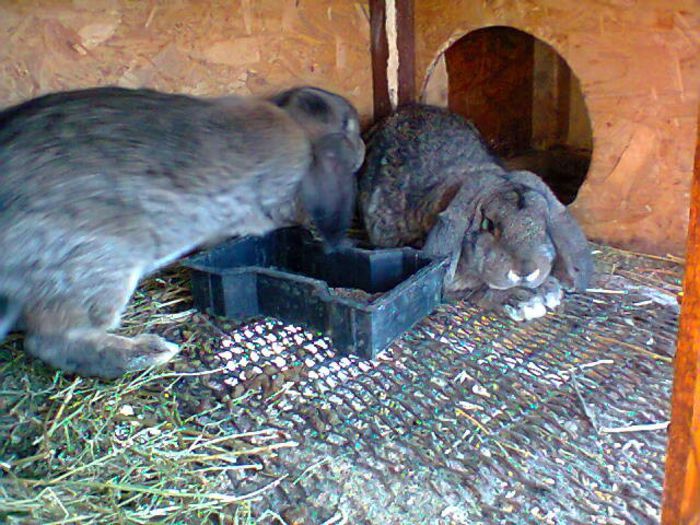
[424,169,592,296]
[458,184,555,292]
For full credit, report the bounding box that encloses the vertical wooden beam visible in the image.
[396,0,415,107]
[662,105,700,525]
[369,0,391,120]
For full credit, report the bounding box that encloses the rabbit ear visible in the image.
[423,211,468,284]
[507,170,593,291]
[422,183,482,284]
[301,133,357,248]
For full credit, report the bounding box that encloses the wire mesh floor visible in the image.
[161,244,681,525]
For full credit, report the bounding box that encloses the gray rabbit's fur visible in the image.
[358,104,592,321]
[0,85,364,378]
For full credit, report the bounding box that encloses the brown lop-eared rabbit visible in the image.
[358,104,592,322]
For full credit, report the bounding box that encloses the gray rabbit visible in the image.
[358,104,592,321]
[0,85,364,378]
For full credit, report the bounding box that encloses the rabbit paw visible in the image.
[24,331,181,378]
[538,276,564,309]
[503,294,547,322]
[504,278,563,321]
[475,277,563,322]
[126,334,181,371]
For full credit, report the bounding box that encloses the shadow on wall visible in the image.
[442,26,593,205]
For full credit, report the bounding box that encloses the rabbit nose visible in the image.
[525,268,541,283]
[507,270,521,283]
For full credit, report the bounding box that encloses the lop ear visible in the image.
[422,183,482,285]
[301,133,357,248]
[507,170,593,291]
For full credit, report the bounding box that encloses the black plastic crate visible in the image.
[183,227,447,359]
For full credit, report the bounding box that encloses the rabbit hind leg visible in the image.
[22,270,179,379]
[24,330,179,379]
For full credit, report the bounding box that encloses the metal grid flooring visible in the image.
[170,244,681,524]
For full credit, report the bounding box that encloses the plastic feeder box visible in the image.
[183,227,447,359]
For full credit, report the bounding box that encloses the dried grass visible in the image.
[0,268,283,525]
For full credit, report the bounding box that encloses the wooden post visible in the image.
[369,0,391,120]
[662,105,700,525]
[396,0,415,107]
[370,0,415,119]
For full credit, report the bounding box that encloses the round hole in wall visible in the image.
[442,26,593,205]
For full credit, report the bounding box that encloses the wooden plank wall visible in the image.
[395,0,415,107]
[369,0,415,118]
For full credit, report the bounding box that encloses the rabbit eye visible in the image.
[344,116,358,134]
[480,217,502,238]
[481,217,495,233]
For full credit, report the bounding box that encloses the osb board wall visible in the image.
[0,0,373,121]
[415,0,700,257]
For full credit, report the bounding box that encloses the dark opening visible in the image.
[445,26,593,204]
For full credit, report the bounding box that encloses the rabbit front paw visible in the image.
[538,276,564,309]
[504,277,563,321]
[475,277,564,322]
[504,295,545,321]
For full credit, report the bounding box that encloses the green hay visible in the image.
[0,268,283,525]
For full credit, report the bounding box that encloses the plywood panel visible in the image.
[415,0,700,257]
[0,0,373,122]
